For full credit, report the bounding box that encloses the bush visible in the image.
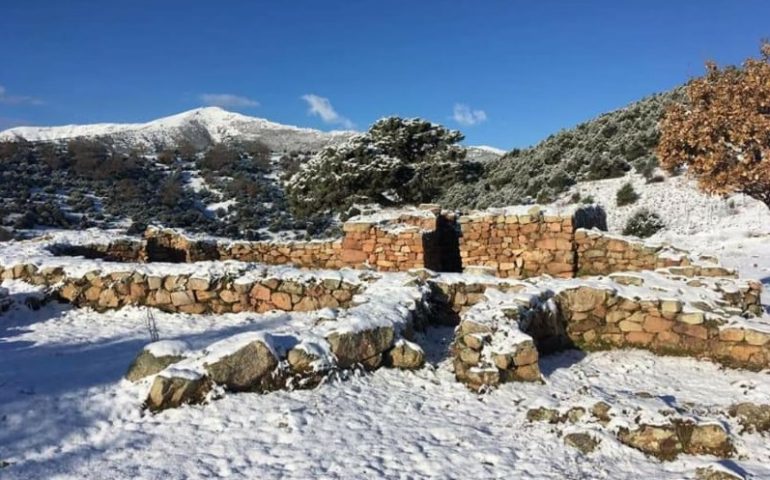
[199,144,240,172]
[580,195,595,204]
[622,209,664,238]
[616,182,639,206]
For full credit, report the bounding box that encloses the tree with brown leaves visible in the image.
[658,42,770,208]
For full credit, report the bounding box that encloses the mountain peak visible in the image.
[0,107,355,152]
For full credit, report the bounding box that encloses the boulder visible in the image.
[526,407,563,423]
[617,424,682,461]
[694,467,743,480]
[728,402,770,433]
[385,340,425,370]
[559,287,608,313]
[126,340,190,381]
[204,338,280,391]
[563,432,600,455]
[688,423,733,457]
[618,421,733,460]
[326,326,394,369]
[145,373,212,412]
[287,342,332,374]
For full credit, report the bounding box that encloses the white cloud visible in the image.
[301,94,354,129]
[452,103,487,126]
[0,84,44,105]
[199,93,259,108]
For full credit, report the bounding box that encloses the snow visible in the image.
[2,170,770,478]
[567,172,770,236]
[3,289,770,478]
[469,145,507,155]
[461,203,582,220]
[144,340,192,358]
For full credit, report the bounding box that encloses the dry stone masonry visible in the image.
[135,273,432,411]
[575,229,736,277]
[457,206,579,278]
[33,204,729,281]
[0,262,363,315]
[428,267,766,390]
[1,204,769,415]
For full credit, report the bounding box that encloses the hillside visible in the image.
[440,88,685,208]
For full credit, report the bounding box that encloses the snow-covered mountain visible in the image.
[0,107,356,152]
[465,145,506,163]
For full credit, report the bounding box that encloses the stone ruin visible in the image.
[2,203,770,463]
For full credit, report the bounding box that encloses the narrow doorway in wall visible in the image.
[422,215,463,272]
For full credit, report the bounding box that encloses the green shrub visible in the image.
[616,182,639,206]
[622,209,664,238]
[580,195,595,204]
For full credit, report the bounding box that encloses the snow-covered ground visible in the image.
[2,296,770,478]
[2,170,770,478]
[2,227,770,478]
[568,172,770,237]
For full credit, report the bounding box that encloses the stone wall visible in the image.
[49,239,146,263]
[457,207,579,278]
[134,273,432,411]
[428,269,766,390]
[51,207,454,273]
[38,206,738,281]
[555,283,770,370]
[575,229,735,277]
[0,263,361,315]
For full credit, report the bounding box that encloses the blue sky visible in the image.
[0,1,768,149]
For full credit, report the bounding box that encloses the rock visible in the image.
[512,363,541,382]
[170,291,195,306]
[204,338,280,391]
[559,287,607,313]
[385,340,425,370]
[688,423,733,457]
[97,288,119,308]
[286,348,317,373]
[459,366,500,391]
[618,421,733,460]
[526,407,562,424]
[218,289,240,304]
[326,326,394,369]
[187,277,210,291]
[591,401,612,424]
[617,424,682,461]
[566,406,586,423]
[728,402,770,433]
[678,312,705,325]
[287,343,331,374]
[512,342,539,366]
[145,373,212,412]
[563,432,600,454]
[463,333,487,350]
[695,467,743,480]
[126,340,190,381]
[271,292,293,311]
[660,300,682,314]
